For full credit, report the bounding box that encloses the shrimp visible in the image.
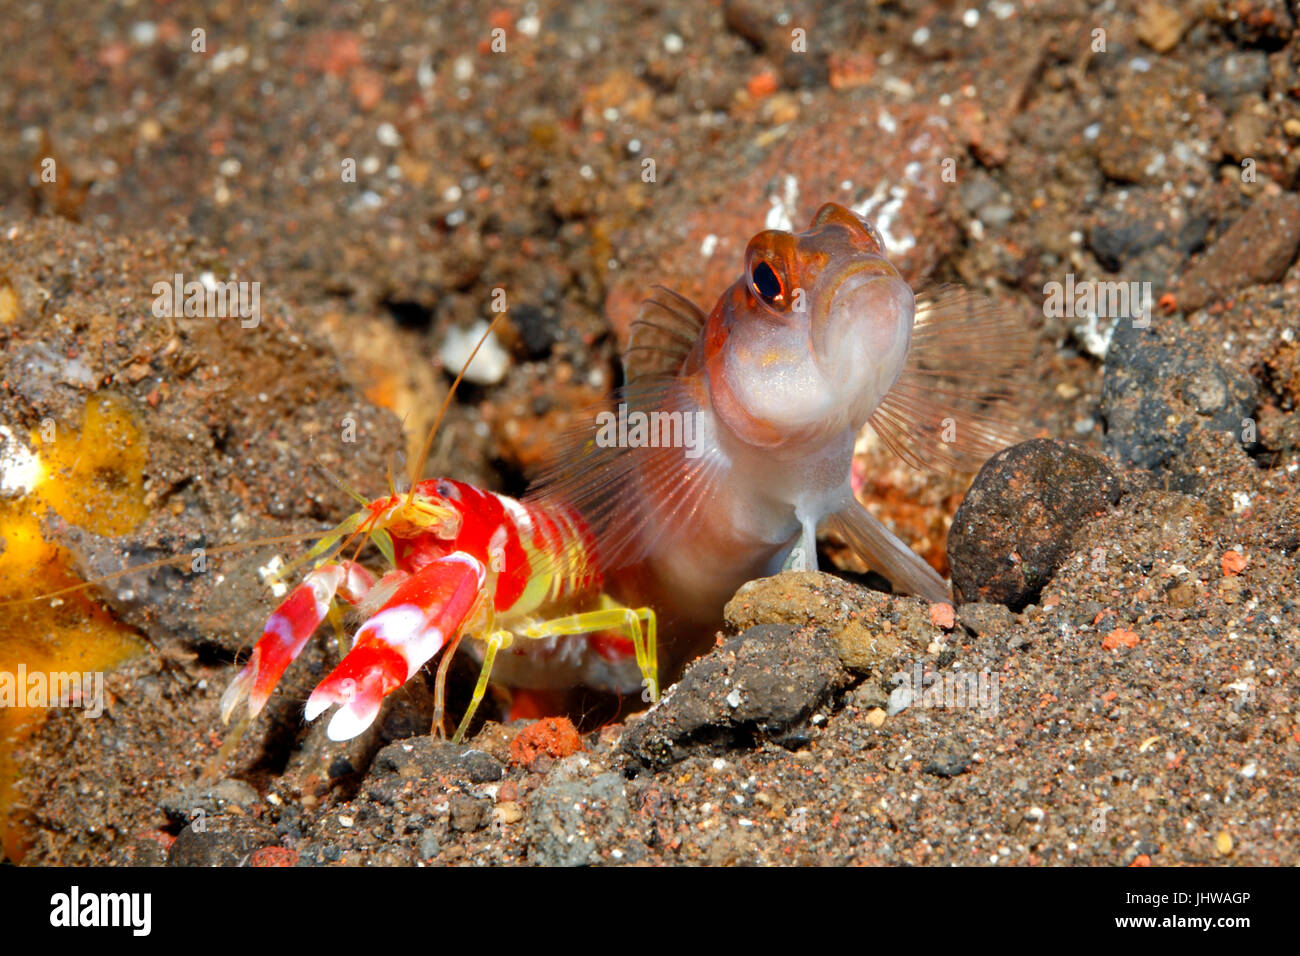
[215,322,660,746]
[217,477,658,743]
[536,202,1025,679]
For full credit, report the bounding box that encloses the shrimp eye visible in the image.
[751,261,783,302]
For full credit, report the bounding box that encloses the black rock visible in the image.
[448,792,490,832]
[524,773,635,867]
[924,741,973,778]
[167,818,276,867]
[1100,321,1257,471]
[159,778,260,826]
[509,303,559,358]
[619,623,848,771]
[948,439,1122,609]
[1086,189,1207,272]
[957,602,1018,637]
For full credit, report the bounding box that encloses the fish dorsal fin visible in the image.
[622,285,708,383]
[869,284,1031,473]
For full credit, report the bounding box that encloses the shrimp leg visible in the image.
[447,602,658,744]
[448,629,512,743]
[522,602,659,701]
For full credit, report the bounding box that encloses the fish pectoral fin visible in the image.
[781,512,820,572]
[870,284,1032,473]
[825,499,950,604]
[527,380,726,571]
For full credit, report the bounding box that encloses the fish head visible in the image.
[697,202,914,447]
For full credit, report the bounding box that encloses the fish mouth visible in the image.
[811,256,909,360]
[810,258,914,418]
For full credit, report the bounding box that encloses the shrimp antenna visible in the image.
[0,531,329,608]
[407,312,506,490]
[311,448,370,508]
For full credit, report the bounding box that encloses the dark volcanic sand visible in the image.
[1,0,1298,865]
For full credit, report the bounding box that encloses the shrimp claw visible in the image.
[304,552,488,741]
[219,561,375,724]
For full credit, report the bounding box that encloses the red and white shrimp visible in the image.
[217,477,658,743]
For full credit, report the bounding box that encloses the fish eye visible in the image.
[751,261,783,302]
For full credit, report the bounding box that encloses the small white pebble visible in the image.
[130,21,158,45]
[887,685,913,716]
[417,56,436,90]
[338,815,354,828]
[439,320,510,385]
